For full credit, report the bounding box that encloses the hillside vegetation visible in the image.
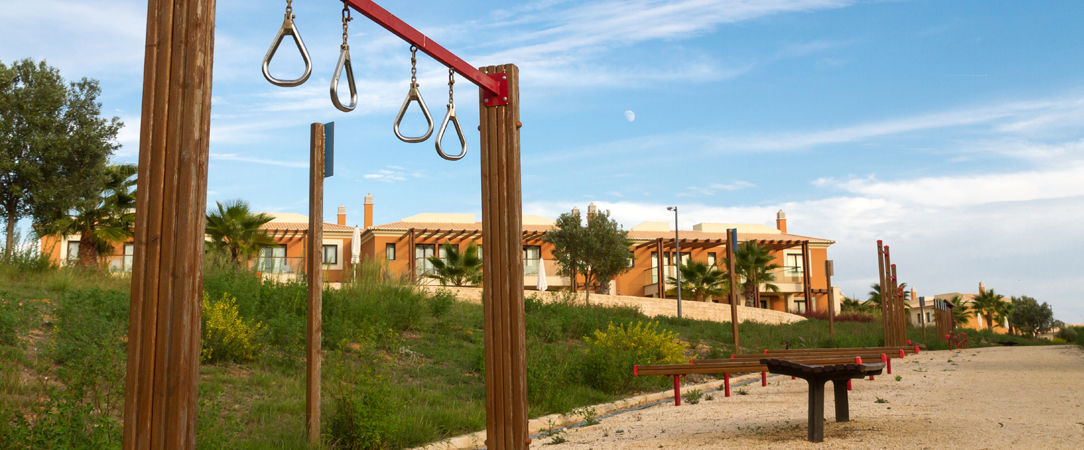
[0,258,1049,448]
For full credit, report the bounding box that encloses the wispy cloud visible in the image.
[680,180,756,197]
[210,153,307,168]
[362,166,423,183]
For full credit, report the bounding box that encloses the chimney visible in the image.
[978,281,986,294]
[363,193,374,229]
[587,202,598,221]
[571,206,580,217]
[337,204,347,226]
[776,209,787,234]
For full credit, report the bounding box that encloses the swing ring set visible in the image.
[262,0,313,87]
[261,1,476,161]
[393,45,435,143]
[330,3,358,112]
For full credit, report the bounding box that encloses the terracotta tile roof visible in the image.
[369,220,832,245]
[260,222,356,232]
[369,221,554,233]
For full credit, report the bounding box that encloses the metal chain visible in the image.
[341,3,352,45]
[410,45,418,84]
[448,69,455,104]
[285,0,293,16]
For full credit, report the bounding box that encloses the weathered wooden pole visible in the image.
[123,0,215,447]
[727,228,740,352]
[825,260,835,337]
[655,238,665,298]
[801,241,813,313]
[876,241,889,346]
[478,64,528,449]
[306,123,325,446]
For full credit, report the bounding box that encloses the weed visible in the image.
[683,389,703,405]
[705,394,714,401]
[545,434,569,445]
[201,291,264,363]
[875,397,889,403]
[573,407,600,426]
[895,375,902,382]
[737,388,748,395]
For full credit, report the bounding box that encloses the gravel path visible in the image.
[539,345,1084,449]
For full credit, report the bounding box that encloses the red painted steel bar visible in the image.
[342,0,502,96]
[672,375,682,406]
[723,373,731,397]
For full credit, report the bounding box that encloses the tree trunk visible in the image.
[3,209,16,259]
[78,228,100,268]
[584,272,591,304]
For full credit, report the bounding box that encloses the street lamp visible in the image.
[667,206,682,318]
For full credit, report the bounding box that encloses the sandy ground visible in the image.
[537,345,1084,449]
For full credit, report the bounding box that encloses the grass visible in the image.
[0,255,1057,448]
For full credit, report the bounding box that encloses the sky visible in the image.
[4,0,1083,323]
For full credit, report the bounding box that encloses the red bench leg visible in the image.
[883,354,891,374]
[762,371,767,387]
[673,375,682,406]
[724,373,731,397]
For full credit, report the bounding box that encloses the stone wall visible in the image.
[421,286,806,325]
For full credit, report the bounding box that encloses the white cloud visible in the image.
[624,110,636,122]
[362,167,422,183]
[210,153,307,168]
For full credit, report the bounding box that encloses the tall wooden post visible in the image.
[825,260,835,337]
[801,241,813,313]
[876,241,889,346]
[655,238,665,298]
[478,64,528,449]
[891,264,901,344]
[727,229,740,352]
[123,0,215,447]
[306,123,325,446]
[408,227,416,282]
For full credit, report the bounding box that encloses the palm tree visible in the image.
[426,243,482,287]
[970,289,1005,331]
[946,295,971,327]
[995,295,1015,334]
[204,200,274,264]
[723,241,780,307]
[866,282,910,308]
[667,260,727,302]
[37,164,137,267]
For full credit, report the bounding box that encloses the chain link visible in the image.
[448,69,455,104]
[285,0,293,16]
[341,3,352,45]
[410,45,418,84]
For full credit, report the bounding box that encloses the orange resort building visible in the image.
[907,282,1010,332]
[39,197,840,314]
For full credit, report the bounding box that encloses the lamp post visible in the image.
[667,206,682,318]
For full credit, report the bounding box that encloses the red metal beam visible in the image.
[343,0,506,103]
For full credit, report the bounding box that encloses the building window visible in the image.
[651,251,659,284]
[784,253,803,278]
[926,312,932,323]
[66,240,80,262]
[627,256,634,268]
[439,244,452,263]
[385,243,396,260]
[476,244,483,261]
[707,252,717,268]
[123,243,134,271]
[523,245,541,275]
[415,244,436,276]
[256,245,288,273]
[792,298,807,314]
[322,244,337,265]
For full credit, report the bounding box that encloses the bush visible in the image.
[325,346,403,449]
[581,321,687,394]
[801,310,875,323]
[426,289,456,320]
[0,298,18,347]
[201,291,264,363]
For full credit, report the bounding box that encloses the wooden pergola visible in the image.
[397,227,549,282]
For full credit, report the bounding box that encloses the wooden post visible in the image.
[876,241,889,346]
[479,64,528,449]
[727,229,740,352]
[919,294,927,341]
[306,123,325,446]
[123,0,215,447]
[801,241,813,313]
[883,248,895,346]
[891,264,902,344]
[408,227,416,282]
[655,238,665,298]
[825,260,835,337]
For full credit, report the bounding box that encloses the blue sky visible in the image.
[4,0,1084,323]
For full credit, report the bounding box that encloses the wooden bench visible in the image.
[760,359,884,442]
[634,346,917,405]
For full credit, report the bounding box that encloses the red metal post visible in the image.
[342,0,505,101]
[724,373,731,397]
[673,375,682,406]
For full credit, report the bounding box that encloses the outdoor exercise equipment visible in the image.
[330,4,358,112]
[392,45,435,143]
[124,0,526,448]
[263,0,313,87]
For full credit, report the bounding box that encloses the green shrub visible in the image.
[581,321,687,394]
[0,298,18,347]
[427,289,456,320]
[325,346,404,449]
[201,291,264,363]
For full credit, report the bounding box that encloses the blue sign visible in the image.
[919,296,925,308]
[324,122,334,177]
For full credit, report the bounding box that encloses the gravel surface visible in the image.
[538,345,1084,449]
